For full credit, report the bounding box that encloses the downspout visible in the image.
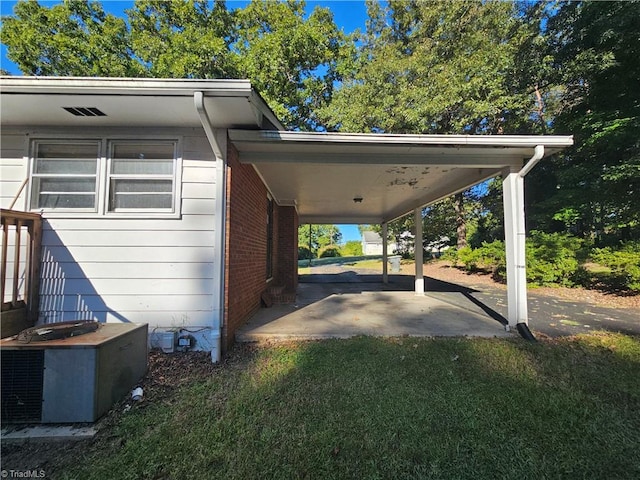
[194,91,226,362]
[514,145,544,342]
[519,145,545,178]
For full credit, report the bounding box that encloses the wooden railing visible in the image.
[1,209,43,337]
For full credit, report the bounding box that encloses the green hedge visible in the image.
[591,241,640,292]
[446,232,587,287]
[319,246,342,258]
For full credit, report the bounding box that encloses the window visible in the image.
[29,138,180,216]
[30,142,100,210]
[108,142,176,212]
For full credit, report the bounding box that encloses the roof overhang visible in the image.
[229,130,574,224]
[0,76,283,130]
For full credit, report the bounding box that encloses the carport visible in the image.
[230,130,573,335]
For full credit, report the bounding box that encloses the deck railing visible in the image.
[1,209,43,337]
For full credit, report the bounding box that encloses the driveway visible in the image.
[237,265,639,342]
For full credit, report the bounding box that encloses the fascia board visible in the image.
[229,129,574,150]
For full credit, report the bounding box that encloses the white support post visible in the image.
[502,167,528,329]
[414,208,424,295]
[382,222,389,284]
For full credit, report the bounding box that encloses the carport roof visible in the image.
[229,130,573,224]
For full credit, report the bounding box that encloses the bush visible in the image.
[446,233,585,286]
[319,246,341,258]
[298,246,313,260]
[526,231,584,286]
[591,242,640,291]
[451,242,506,280]
[341,240,363,257]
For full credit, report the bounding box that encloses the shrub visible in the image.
[591,242,640,291]
[298,246,313,260]
[341,240,363,257]
[476,241,506,281]
[440,247,459,264]
[456,246,479,271]
[319,246,341,258]
[526,231,584,286]
[452,242,505,278]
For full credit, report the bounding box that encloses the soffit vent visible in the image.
[63,107,106,117]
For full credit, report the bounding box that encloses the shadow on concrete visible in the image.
[237,270,510,342]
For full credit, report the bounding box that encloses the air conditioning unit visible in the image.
[1,323,147,423]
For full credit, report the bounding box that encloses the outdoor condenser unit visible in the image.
[1,323,148,423]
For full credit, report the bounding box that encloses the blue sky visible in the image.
[0,0,370,243]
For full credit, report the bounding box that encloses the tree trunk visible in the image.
[453,193,467,249]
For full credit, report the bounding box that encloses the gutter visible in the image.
[194,91,226,362]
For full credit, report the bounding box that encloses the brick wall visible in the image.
[223,142,298,350]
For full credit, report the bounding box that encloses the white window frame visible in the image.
[106,140,179,216]
[28,136,182,219]
[29,139,102,213]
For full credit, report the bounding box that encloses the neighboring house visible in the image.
[361,231,396,256]
[0,77,573,359]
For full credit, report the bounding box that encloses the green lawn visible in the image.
[63,333,640,479]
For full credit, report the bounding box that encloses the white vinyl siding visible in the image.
[1,127,219,343]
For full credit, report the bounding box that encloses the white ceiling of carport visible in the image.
[228,130,574,224]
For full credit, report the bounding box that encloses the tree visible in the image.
[319,0,543,135]
[0,0,347,131]
[1,0,142,76]
[298,224,342,258]
[234,0,347,130]
[528,0,640,243]
[127,0,237,79]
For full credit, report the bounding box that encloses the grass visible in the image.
[62,333,640,479]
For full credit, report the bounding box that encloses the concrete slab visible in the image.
[237,276,511,342]
[1,425,97,443]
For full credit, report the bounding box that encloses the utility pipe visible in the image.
[194,91,226,362]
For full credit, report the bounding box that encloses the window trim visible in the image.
[28,136,183,219]
[29,139,102,213]
[106,140,179,215]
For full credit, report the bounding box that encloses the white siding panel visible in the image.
[41,278,214,296]
[44,215,216,231]
[0,151,25,164]
[0,134,26,150]
[39,294,214,314]
[182,182,216,199]
[41,229,215,247]
[181,198,216,215]
[182,167,216,183]
[37,261,214,280]
[41,245,215,263]
[106,311,214,327]
[0,164,29,182]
